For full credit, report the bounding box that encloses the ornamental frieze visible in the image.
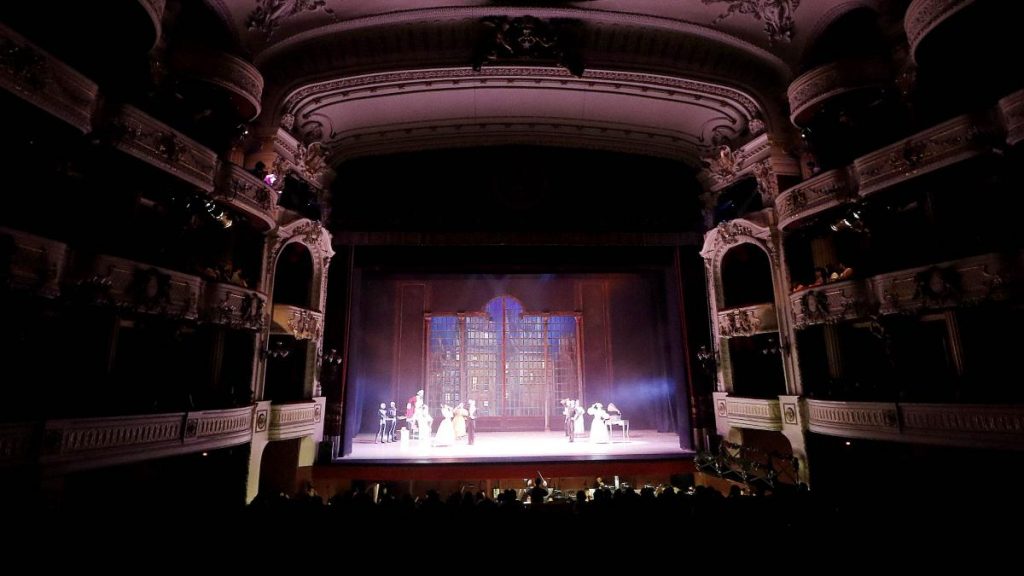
[272,304,323,341]
[870,252,1017,315]
[216,164,277,230]
[108,106,217,192]
[203,282,267,331]
[246,0,336,39]
[855,114,991,197]
[719,221,755,246]
[796,289,829,327]
[905,0,976,58]
[718,308,761,337]
[0,23,99,133]
[75,254,201,319]
[751,159,778,206]
[288,308,322,341]
[776,169,852,229]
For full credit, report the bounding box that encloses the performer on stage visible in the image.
[588,402,610,444]
[415,403,433,446]
[562,399,584,443]
[452,402,468,439]
[385,401,398,442]
[375,403,387,443]
[573,399,585,436]
[434,404,455,446]
[466,399,477,445]
[406,389,424,437]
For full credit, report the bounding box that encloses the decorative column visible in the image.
[246,399,272,503]
[779,395,811,486]
[811,236,843,380]
[703,256,727,393]
[252,231,275,402]
[776,231,804,396]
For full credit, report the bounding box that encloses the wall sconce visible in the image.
[261,340,291,360]
[321,348,343,366]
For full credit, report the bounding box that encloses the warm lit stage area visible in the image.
[318,433,694,497]
[341,430,692,463]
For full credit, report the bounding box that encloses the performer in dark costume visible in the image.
[467,399,477,445]
[563,399,584,442]
[385,401,398,442]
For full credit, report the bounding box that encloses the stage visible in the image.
[340,429,692,464]
[316,430,695,497]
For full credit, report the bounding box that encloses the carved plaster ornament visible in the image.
[703,0,801,46]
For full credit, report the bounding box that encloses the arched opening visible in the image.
[266,242,316,403]
[273,243,314,309]
[719,243,786,398]
[721,244,774,309]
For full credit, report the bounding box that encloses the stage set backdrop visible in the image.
[342,271,692,456]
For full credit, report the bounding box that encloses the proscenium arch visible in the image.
[279,66,768,167]
[213,2,910,151]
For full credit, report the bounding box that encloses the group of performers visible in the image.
[562,399,621,444]
[375,391,620,446]
[375,390,477,446]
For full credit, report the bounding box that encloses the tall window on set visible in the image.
[426,296,581,430]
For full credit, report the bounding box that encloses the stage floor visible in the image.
[342,429,692,463]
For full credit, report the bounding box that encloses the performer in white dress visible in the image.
[572,399,585,435]
[434,404,456,446]
[416,403,434,447]
[588,402,610,444]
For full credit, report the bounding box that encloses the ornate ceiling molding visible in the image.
[251,6,790,78]
[170,48,265,121]
[280,66,764,164]
[697,133,774,191]
[322,123,693,164]
[702,0,801,46]
[284,66,762,117]
[905,0,975,62]
[245,0,337,40]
